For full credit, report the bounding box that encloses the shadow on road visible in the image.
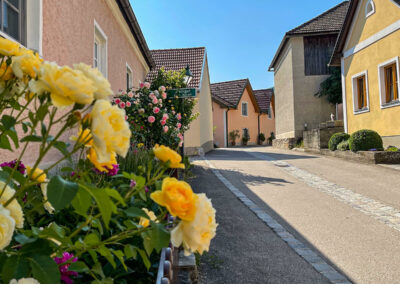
[210,148,318,161]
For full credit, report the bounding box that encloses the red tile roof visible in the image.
[254,89,274,113]
[145,47,205,88]
[210,79,249,108]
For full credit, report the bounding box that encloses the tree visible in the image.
[315,67,342,104]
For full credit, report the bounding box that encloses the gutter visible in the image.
[226,109,230,148]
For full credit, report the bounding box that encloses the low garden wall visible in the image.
[303,121,344,150]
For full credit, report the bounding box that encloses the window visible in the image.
[126,64,133,90]
[0,0,26,44]
[365,0,375,18]
[267,105,272,119]
[378,57,400,108]
[94,21,107,77]
[351,71,369,113]
[241,102,248,116]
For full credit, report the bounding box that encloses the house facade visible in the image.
[330,0,400,147]
[254,89,276,144]
[1,0,154,164]
[211,79,273,147]
[146,47,214,155]
[269,2,349,145]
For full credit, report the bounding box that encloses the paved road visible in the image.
[192,147,400,284]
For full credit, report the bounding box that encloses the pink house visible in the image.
[0,0,154,164]
[211,79,275,147]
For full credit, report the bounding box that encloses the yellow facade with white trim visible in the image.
[343,0,400,146]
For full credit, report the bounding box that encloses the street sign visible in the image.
[167,88,196,99]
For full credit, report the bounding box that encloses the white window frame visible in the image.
[378,56,400,109]
[94,20,107,78]
[351,70,370,114]
[241,101,248,117]
[126,63,133,90]
[365,0,375,18]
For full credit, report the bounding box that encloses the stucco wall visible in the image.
[291,37,335,138]
[259,109,275,144]
[227,87,259,145]
[274,41,295,139]
[184,56,214,155]
[43,0,149,92]
[343,1,400,145]
[212,101,226,147]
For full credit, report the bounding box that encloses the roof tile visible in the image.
[210,79,249,108]
[254,89,274,113]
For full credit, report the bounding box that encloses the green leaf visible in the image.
[149,223,170,253]
[37,104,48,121]
[71,186,92,216]
[41,122,47,137]
[47,176,78,210]
[0,134,11,150]
[1,255,30,283]
[105,188,126,206]
[98,245,116,268]
[124,245,137,260]
[124,207,148,218]
[14,234,37,244]
[29,255,61,284]
[6,129,19,148]
[142,231,154,255]
[112,250,127,271]
[1,166,25,184]
[28,111,35,124]
[22,122,30,133]
[53,141,70,159]
[20,135,43,142]
[84,233,100,246]
[139,188,147,201]
[20,239,53,256]
[1,115,16,130]
[69,261,89,273]
[39,223,66,244]
[155,180,162,191]
[138,249,151,270]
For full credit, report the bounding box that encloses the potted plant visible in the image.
[257,133,266,145]
[229,130,240,146]
[242,131,250,146]
[267,131,275,145]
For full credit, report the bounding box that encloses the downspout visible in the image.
[258,114,261,144]
[226,108,229,148]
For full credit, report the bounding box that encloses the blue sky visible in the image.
[131,0,344,90]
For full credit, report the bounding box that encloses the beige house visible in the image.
[146,47,214,155]
[0,0,154,164]
[268,2,349,145]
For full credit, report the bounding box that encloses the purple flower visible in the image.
[130,179,136,188]
[54,252,78,284]
[0,160,26,175]
[144,186,149,193]
[93,164,119,176]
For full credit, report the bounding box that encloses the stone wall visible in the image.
[272,138,296,150]
[303,121,344,149]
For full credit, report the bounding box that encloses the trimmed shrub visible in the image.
[337,140,349,151]
[386,146,399,152]
[328,132,350,151]
[348,129,383,152]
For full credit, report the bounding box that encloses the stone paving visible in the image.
[245,150,400,233]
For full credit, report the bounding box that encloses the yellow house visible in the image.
[330,0,400,147]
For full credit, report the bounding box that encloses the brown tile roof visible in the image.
[210,79,249,108]
[254,88,274,113]
[269,1,349,70]
[145,47,205,88]
[116,0,155,68]
[287,1,349,35]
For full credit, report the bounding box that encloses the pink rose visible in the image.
[144,82,151,89]
[125,115,128,120]
[148,116,155,123]
[119,102,126,108]
[176,113,182,120]
[127,92,134,98]
[149,93,155,99]
[163,113,169,120]
[177,123,182,129]
[159,99,162,104]
[115,98,121,104]
[160,86,166,92]
[172,110,176,115]
[161,119,166,126]
[140,82,145,88]
[163,126,169,133]
[152,98,158,104]
[153,107,160,114]
[126,101,131,107]
[161,93,167,99]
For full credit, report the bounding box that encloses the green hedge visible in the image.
[328,132,350,151]
[348,129,383,152]
[337,140,349,151]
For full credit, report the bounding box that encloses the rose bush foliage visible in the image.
[0,38,216,283]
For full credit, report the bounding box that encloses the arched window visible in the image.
[365,0,375,18]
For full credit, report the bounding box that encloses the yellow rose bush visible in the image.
[0,37,217,283]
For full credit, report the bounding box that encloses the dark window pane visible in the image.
[3,2,19,41]
[8,0,19,9]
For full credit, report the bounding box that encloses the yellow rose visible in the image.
[0,205,15,250]
[0,37,20,56]
[11,50,42,78]
[70,127,93,147]
[0,62,14,80]
[153,145,185,169]
[139,208,157,228]
[90,100,131,163]
[171,194,217,256]
[26,166,46,183]
[150,177,197,221]
[40,182,55,214]
[29,62,96,108]
[73,63,112,100]
[9,278,40,284]
[87,147,116,172]
[0,181,24,228]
